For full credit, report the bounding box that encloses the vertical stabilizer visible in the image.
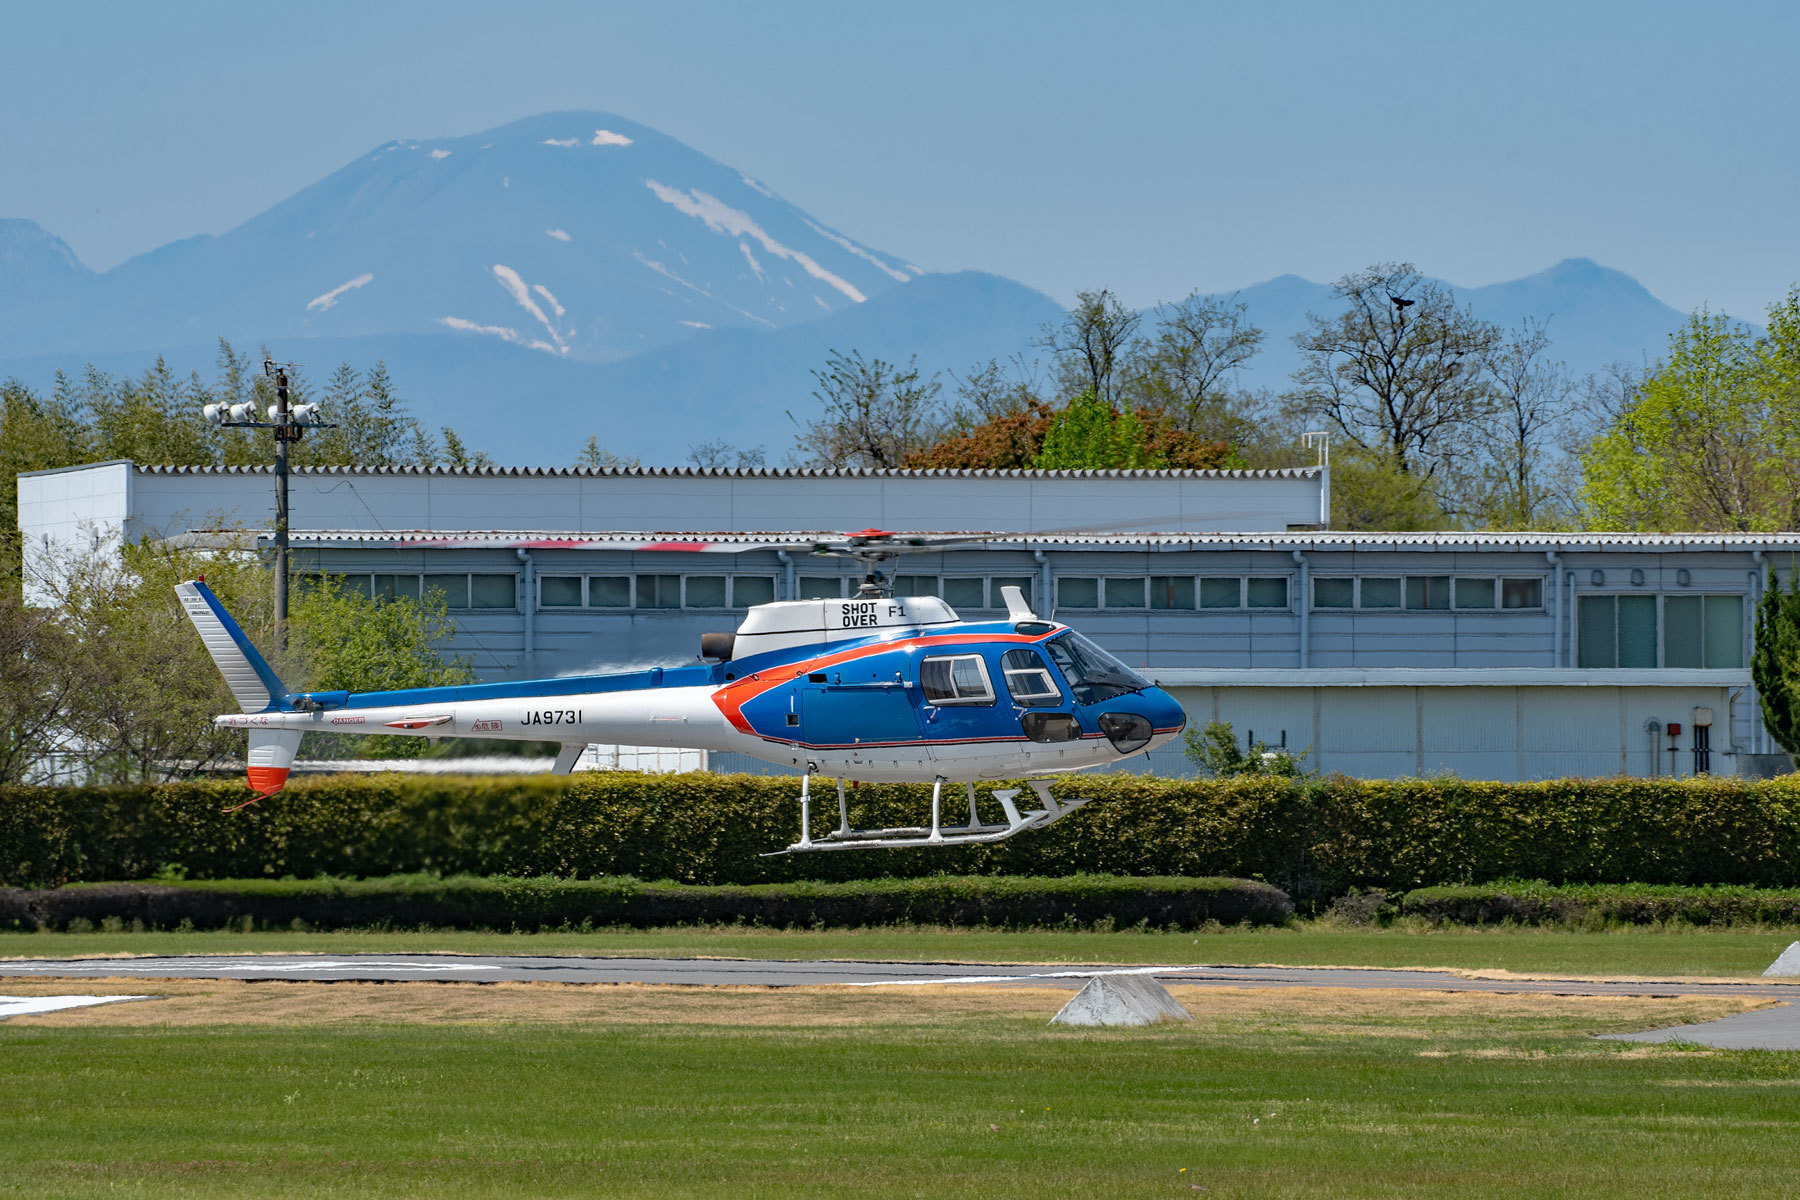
[246,728,304,798]
[175,579,287,713]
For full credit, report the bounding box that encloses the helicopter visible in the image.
[177,530,1188,853]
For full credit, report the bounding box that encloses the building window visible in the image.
[797,576,842,600]
[1501,577,1544,609]
[731,576,775,607]
[589,576,631,608]
[991,576,1035,610]
[1104,577,1146,609]
[1150,576,1194,610]
[1578,594,1658,667]
[540,576,582,607]
[424,574,468,608]
[1360,577,1402,608]
[943,577,987,610]
[636,574,681,609]
[894,574,939,598]
[1000,648,1062,706]
[684,575,728,608]
[469,574,516,609]
[1663,595,1744,668]
[1313,578,1355,609]
[373,574,421,602]
[919,654,995,706]
[1059,578,1099,608]
[1454,578,1496,609]
[1247,577,1289,608]
[1200,577,1242,609]
[1405,576,1451,611]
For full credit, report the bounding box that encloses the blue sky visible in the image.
[3,0,1795,318]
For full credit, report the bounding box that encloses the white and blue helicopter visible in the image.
[178,530,1187,853]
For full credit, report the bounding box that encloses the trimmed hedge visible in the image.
[1401,881,1800,927]
[0,873,1293,932]
[7,772,1800,901]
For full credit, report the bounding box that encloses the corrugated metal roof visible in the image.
[189,528,1800,550]
[129,463,1323,480]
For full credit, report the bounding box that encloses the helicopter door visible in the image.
[798,670,921,750]
[1000,647,1082,743]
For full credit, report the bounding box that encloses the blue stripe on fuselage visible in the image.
[344,663,722,709]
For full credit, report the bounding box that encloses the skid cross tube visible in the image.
[766,779,1091,855]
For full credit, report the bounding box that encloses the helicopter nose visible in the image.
[1148,687,1187,737]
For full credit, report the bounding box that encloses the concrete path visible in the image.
[1600,1003,1800,1050]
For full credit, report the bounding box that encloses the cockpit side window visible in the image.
[920,653,996,706]
[1000,648,1063,707]
[1042,632,1150,707]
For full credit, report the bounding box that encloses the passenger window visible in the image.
[920,654,995,706]
[1000,649,1063,707]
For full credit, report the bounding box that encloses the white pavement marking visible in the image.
[0,995,149,1019]
[1,960,500,975]
[848,965,1213,987]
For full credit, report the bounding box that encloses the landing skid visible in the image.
[765,776,1090,855]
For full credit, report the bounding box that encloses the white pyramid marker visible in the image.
[1050,974,1193,1027]
[1764,942,1800,977]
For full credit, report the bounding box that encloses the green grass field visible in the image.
[3,989,1798,1199]
[5,919,1798,977]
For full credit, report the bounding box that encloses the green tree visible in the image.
[290,575,475,758]
[1182,720,1309,777]
[1753,571,1800,757]
[1328,442,1448,531]
[1583,295,1800,531]
[1033,388,1160,469]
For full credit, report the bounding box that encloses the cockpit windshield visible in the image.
[1042,632,1151,706]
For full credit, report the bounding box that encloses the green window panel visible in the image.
[1577,595,1616,667]
[1359,577,1402,608]
[1617,594,1657,667]
[1247,577,1289,608]
[1059,578,1099,608]
[1199,578,1242,608]
[1406,576,1450,610]
[539,576,583,608]
[471,574,516,609]
[636,574,682,608]
[1501,577,1543,609]
[992,576,1035,610]
[1104,577,1146,608]
[589,576,630,607]
[1150,576,1195,610]
[684,576,728,608]
[797,576,841,600]
[1663,595,1703,668]
[944,578,987,609]
[893,575,939,598]
[424,574,467,609]
[1454,578,1496,609]
[730,576,774,607]
[1704,594,1743,668]
[1313,578,1354,609]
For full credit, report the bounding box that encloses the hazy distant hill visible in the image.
[1201,257,1689,395]
[0,111,1696,464]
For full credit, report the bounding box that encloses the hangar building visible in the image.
[18,459,1795,780]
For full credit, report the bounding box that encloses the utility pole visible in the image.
[270,360,293,645]
[203,356,330,655]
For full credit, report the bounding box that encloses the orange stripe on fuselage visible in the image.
[710,630,1052,734]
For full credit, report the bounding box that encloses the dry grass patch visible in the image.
[0,976,1764,1039]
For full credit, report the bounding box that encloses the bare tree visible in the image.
[1127,292,1265,433]
[944,357,1043,434]
[687,439,766,469]
[1038,289,1142,407]
[789,350,943,468]
[1469,318,1576,527]
[1284,263,1501,483]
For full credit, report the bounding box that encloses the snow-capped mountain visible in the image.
[0,112,920,363]
[0,111,1699,464]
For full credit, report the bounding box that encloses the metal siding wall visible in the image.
[1317,687,1417,778]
